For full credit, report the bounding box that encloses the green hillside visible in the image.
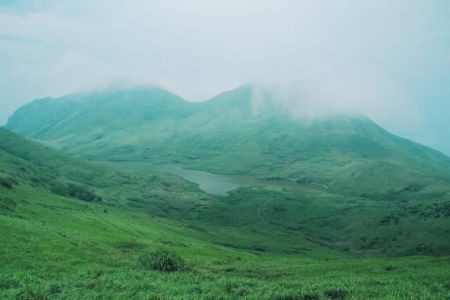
[3,85,450,297]
[0,127,217,219]
[1,128,450,298]
[5,86,450,256]
[7,86,450,195]
[2,189,449,299]
[0,128,350,255]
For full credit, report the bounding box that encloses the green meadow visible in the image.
[1,185,449,299]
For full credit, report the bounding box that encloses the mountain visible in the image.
[4,85,450,255]
[2,90,450,297]
[5,86,450,257]
[6,85,450,199]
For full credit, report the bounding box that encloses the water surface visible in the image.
[107,162,258,196]
[105,161,317,196]
[149,164,247,196]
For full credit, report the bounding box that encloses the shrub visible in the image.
[115,241,145,252]
[0,275,21,289]
[0,196,17,213]
[0,177,16,189]
[324,289,348,299]
[273,293,320,300]
[251,245,266,252]
[51,183,102,202]
[385,265,395,271]
[46,282,63,294]
[138,248,187,272]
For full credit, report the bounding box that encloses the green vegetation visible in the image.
[6,86,449,199]
[1,85,450,298]
[1,183,449,299]
[138,248,187,272]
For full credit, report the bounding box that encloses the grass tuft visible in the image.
[137,248,187,272]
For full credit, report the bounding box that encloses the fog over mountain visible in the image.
[0,0,449,154]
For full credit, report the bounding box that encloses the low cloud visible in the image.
[0,0,448,153]
[249,79,421,128]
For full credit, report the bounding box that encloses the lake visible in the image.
[105,161,260,196]
[104,161,317,196]
[148,164,254,196]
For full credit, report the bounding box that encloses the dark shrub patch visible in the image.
[46,282,63,294]
[52,183,102,202]
[273,293,320,300]
[224,267,235,272]
[324,289,348,299]
[0,276,21,289]
[403,183,423,192]
[223,282,238,293]
[0,196,17,213]
[138,248,187,272]
[0,177,16,189]
[115,241,145,252]
[302,294,320,300]
[251,245,266,252]
[159,239,188,247]
[11,286,49,299]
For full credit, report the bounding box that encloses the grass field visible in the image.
[2,106,450,299]
[1,185,449,299]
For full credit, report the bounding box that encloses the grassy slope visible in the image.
[0,128,343,255]
[1,123,450,297]
[1,173,449,299]
[0,127,214,218]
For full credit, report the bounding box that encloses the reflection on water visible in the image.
[105,161,314,196]
[149,164,246,196]
[107,162,258,196]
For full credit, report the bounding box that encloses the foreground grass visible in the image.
[2,256,449,299]
[1,186,449,299]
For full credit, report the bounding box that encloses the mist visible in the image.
[0,0,449,154]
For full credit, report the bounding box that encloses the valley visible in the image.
[1,86,449,299]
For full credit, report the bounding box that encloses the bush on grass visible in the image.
[138,248,187,272]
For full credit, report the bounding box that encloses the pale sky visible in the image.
[0,0,449,154]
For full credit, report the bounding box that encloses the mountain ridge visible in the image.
[2,86,450,258]
[7,84,449,155]
[5,85,450,201]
